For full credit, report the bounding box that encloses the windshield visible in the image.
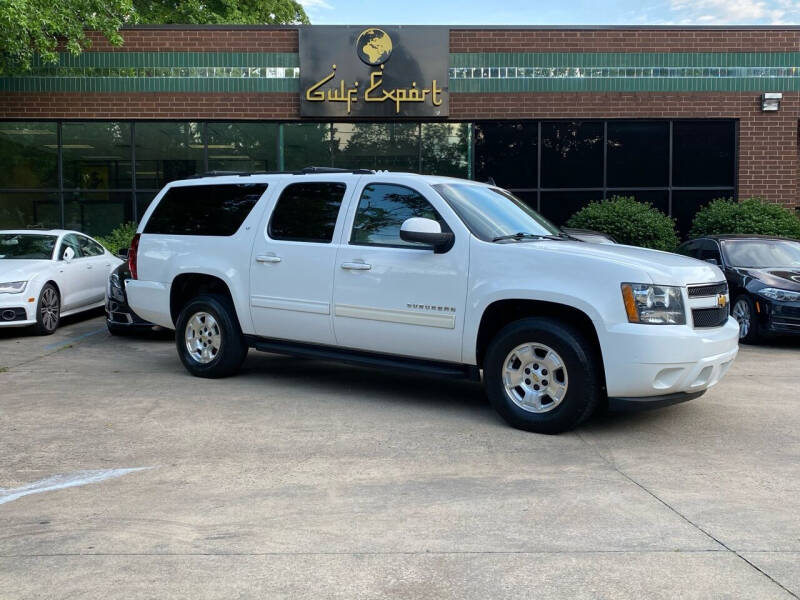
[721,239,800,268]
[0,234,57,260]
[433,183,560,242]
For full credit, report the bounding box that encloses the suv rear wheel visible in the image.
[175,294,247,378]
[484,317,601,434]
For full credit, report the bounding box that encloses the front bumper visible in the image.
[602,316,739,398]
[757,298,800,336]
[0,294,35,327]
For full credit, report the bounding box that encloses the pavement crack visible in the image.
[577,431,800,600]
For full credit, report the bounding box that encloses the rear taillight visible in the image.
[128,233,141,280]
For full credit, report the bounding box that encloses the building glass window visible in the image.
[333,123,419,172]
[0,192,59,229]
[0,123,58,188]
[421,123,470,178]
[135,122,204,189]
[206,122,279,173]
[0,118,736,239]
[541,121,604,189]
[607,121,669,187]
[64,191,134,237]
[475,121,537,188]
[62,122,132,189]
[673,121,736,187]
[283,123,331,171]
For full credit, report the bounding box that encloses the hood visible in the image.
[0,259,53,282]
[737,267,800,292]
[510,240,724,285]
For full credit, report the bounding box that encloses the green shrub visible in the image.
[689,197,800,239]
[566,195,679,251]
[95,221,138,255]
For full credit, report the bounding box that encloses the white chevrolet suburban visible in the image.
[126,168,739,434]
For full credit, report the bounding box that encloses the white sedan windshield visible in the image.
[0,234,57,260]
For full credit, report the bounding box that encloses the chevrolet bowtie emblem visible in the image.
[717,293,728,308]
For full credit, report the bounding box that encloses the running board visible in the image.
[246,336,480,381]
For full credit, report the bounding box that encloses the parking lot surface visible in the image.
[1,314,799,599]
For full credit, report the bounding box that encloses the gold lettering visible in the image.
[305,65,336,102]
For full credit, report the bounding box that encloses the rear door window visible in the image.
[144,183,268,236]
[268,182,347,243]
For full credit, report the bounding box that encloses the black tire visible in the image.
[175,294,247,378]
[32,283,60,336]
[483,317,601,434]
[732,295,761,344]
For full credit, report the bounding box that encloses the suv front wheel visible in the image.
[484,317,601,434]
[175,294,248,378]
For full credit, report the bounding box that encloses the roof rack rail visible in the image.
[187,167,377,179]
[299,167,375,175]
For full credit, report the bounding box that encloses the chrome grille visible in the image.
[688,282,728,298]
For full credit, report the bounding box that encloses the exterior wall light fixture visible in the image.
[761,92,782,111]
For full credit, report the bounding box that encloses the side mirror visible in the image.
[399,217,454,253]
[116,248,129,259]
[63,247,75,263]
[704,258,720,266]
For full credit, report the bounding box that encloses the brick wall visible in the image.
[82,28,298,52]
[1,92,298,119]
[449,28,800,52]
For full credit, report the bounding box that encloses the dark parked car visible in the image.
[678,235,800,343]
[106,258,155,335]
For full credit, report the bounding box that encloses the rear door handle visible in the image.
[256,254,282,263]
[341,262,371,271]
[86,265,93,269]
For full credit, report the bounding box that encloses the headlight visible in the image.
[108,273,124,300]
[759,287,800,302]
[621,283,686,325]
[0,280,27,294]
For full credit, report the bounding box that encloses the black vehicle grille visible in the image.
[0,307,26,322]
[692,306,730,328]
[688,282,728,298]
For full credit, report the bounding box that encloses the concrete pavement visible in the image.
[1,314,798,598]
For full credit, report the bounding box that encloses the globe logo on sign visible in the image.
[356,28,393,66]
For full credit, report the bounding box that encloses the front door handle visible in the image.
[256,254,282,264]
[341,262,371,271]
[86,264,93,269]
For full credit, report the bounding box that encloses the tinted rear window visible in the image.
[144,183,268,236]
[269,182,347,243]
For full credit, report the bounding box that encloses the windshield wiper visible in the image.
[492,232,566,243]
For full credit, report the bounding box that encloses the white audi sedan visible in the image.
[0,230,122,335]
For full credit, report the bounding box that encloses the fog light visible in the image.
[762,92,782,111]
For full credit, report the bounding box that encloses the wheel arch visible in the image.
[170,273,237,326]
[475,299,605,387]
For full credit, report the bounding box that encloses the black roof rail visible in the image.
[299,166,375,175]
[187,167,376,179]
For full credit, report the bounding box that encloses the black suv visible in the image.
[678,235,800,343]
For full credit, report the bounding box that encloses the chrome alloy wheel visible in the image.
[184,311,222,364]
[502,342,568,413]
[732,298,751,340]
[40,287,59,332]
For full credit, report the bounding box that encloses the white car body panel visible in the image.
[126,173,739,400]
[0,230,122,328]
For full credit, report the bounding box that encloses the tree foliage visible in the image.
[133,0,308,25]
[566,195,680,251]
[0,0,136,74]
[689,197,800,240]
[0,0,308,75]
